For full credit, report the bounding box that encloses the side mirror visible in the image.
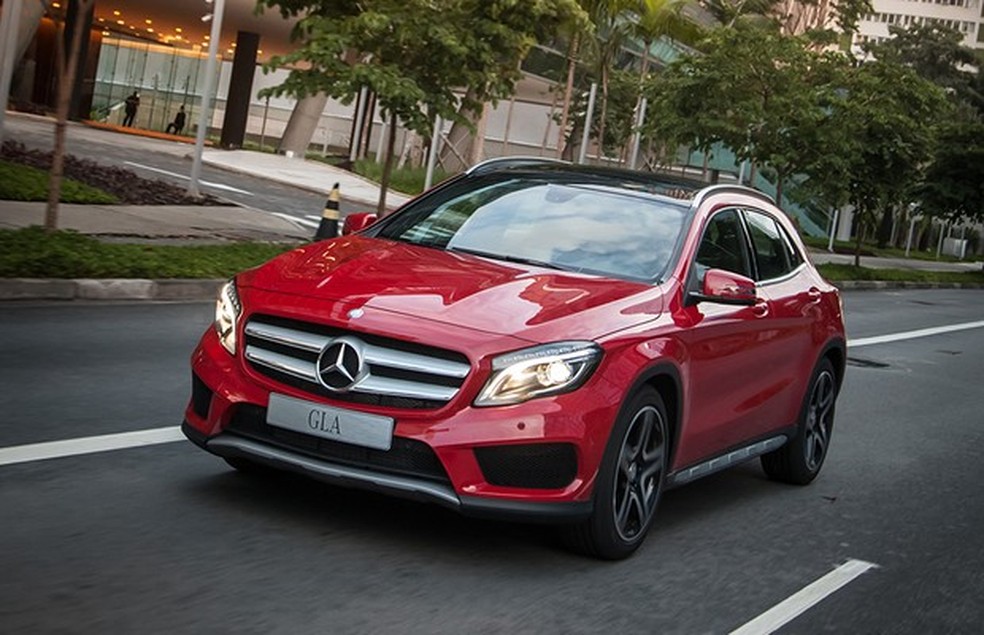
[689,268,757,306]
[341,212,378,235]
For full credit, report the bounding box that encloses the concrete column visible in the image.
[219,31,259,149]
[278,92,328,157]
[64,0,96,121]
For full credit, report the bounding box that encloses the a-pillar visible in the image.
[219,31,259,149]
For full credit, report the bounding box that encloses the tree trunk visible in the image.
[556,34,580,159]
[46,0,94,232]
[776,171,784,209]
[438,87,481,172]
[377,116,398,216]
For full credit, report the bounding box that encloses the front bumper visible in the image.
[182,421,592,522]
[184,326,622,524]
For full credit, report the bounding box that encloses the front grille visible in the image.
[474,443,578,490]
[226,404,450,484]
[243,314,471,410]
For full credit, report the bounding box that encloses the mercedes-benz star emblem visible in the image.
[315,337,365,392]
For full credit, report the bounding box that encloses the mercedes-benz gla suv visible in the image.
[183,158,846,559]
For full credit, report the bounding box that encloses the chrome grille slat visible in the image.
[363,343,470,379]
[356,375,459,401]
[245,346,318,382]
[245,322,328,353]
[244,317,469,407]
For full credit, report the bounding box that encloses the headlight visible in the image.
[474,342,602,407]
[214,280,241,355]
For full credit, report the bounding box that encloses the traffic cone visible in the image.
[315,183,341,240]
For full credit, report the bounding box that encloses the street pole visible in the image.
[424,115,442,191]
[0,0,23,146]
[905,215,917,257]
[348,86,368,163]
[628,96,647,170]
[577,82,597,165]
[188,0,226,197]
[827,208,839,253]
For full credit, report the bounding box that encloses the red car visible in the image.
[183,158,845,559]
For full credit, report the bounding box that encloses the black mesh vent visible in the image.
[226,404,450,484]
[191,372,213,419]
[474,444,578,490]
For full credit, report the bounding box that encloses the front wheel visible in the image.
[762,357,837,485]
[562,387,668,560]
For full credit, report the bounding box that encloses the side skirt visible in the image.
[666,434,788,488]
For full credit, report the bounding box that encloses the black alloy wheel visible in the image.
[563,387,668,560]
[762,357,837,485]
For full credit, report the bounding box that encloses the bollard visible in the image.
[315,183,341,240]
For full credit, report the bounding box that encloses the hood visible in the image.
[240,236,664,342]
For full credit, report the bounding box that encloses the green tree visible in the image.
[917,120,984,225]
[829,60,947,264]
[644,27,841,203]
[259,0,584,212]
[865,23,982,118]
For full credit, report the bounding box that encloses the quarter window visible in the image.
[744,210,797,280]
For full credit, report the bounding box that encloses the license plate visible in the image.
[266,393,394,451]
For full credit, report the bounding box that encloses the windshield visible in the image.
[375,176,689,282]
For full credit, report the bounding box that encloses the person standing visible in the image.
[123,91,140,127]
[166,105,186,135]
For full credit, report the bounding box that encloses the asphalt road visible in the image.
[1,289,982,633]
[4,116,358,219]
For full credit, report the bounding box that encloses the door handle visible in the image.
[806,289,822,303]
[752,301,769,317]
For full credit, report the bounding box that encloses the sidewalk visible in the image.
[0,201,310,243]
[809,250,983,274]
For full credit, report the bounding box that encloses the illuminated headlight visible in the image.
[475,342,602,407]
[214,280,241,355]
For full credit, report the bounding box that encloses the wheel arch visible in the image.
[820,337,847,392]
[625,362,683,470]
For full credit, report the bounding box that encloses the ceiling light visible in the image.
[145,19,152,24]
[201,14,212,22]
[113,10,120,16]
[147,28,154,33]
[116,19,124,25]
[175,28,182,33]
[204,35,210,40]
[52,2,61,7]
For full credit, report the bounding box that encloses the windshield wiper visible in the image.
[448,246,578,273]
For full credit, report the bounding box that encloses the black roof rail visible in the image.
[691,184,776,208]
[465,156,570,176]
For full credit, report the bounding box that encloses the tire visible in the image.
[562,387,669,560]
[761,357,837,485]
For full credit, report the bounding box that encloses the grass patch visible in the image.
[0,227,296,279]
[802,235,963,263]
[818,263,984,285]
[0,160,118,204]
[352,158,454,195]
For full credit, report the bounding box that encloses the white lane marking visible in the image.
[272,212,319,229]
[123,161,254,196]
[730,559,878,635]
[850,320,984,348]
[0,426,185,467]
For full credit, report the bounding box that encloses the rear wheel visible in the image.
[563,387,668,560]
[762,357,837,485]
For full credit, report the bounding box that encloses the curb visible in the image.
[1,278,981,302]
[0,278,225,301]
